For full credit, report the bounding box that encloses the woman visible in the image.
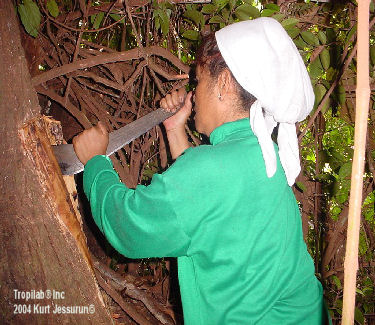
[73,18,324,324]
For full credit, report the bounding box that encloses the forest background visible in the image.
[7,0,375,323]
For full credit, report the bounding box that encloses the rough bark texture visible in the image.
[0,1,113,324]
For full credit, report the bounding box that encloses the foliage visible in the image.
[15,0,375,323]
[17,0,41,37]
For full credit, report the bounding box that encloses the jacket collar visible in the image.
[209,118,253,145]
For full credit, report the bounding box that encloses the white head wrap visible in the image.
[215,18,314,186]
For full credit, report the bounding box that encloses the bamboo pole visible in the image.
[342,1,371,324]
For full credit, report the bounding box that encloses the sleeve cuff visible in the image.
[83,155,114,198]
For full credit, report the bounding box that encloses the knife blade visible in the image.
[53,108,174,175]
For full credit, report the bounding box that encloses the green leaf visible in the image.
[164,2,174,10]
[209,15,225,24]
[294,36,307,50]
[360,237,369,257]
[309,57,323,80]
[183,9,204,27]
[322,99,331,114]
[332,206,341,216]
[345,25,357,46]
[153,8,160,19]
[363,286,374,296]
[221,8,230,22]
[281,17,299,29]
[46,0,59,18]
[329,147,347,164]
[155,16,160,31]
[234,11,248,21]
[354,307,364,325]
[182,30,199,40]
[93,11,104,30]
[285,26,300,39]
[143,168,156,178]
[335,179,350,204]
[261,8,277,17]
[228,0,236,11]
[338,162,352,179]
[18,0,41,38]
[213,0,229,11]
[336,298,343,309]
[363,191,375,206]
[332,275,342,290]
[202,4,216,14]
[272,13,285,22]
[317,30,327,44]
[370,45,375,66]
[326,67,337,82]
[364,207,374,221]
[326,28,336,44]
[301,31,319,46]
[159,10,170,36]
[90,14,96,24]
[315,173,331,181]
[110,14,124,24]
[313,83,330,113]
[320,48,330,70]
[337,85,346,106]
[264,3,280,11]
[314,83,327,108]
[235,4,260,21]
[296,182,306,192]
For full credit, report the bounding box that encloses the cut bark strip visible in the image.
[19,116,94,274]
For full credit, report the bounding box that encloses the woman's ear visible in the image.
[217,69,235,98]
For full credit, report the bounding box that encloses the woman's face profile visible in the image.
[193,66,217,136]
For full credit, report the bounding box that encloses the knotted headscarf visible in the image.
[215,18,314,186]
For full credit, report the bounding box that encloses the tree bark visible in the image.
[0,1,113,324]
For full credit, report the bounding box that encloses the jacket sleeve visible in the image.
[83,155,191,259]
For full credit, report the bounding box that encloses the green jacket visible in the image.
[83,118,323,324]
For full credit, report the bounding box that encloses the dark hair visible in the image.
[196,33,256,111]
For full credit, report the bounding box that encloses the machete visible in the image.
[53,108,174,175]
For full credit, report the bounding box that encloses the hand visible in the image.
[72,121,109,166]
[161,88,193,132]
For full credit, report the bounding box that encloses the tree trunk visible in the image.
[0,1,113,324]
